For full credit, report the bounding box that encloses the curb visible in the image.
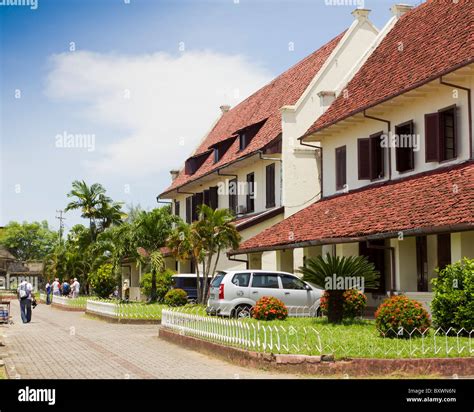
[85,310,161,325]
[51,303,85,312]
[158,327,474,377]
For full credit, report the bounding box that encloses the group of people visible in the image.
[45,278,80,304]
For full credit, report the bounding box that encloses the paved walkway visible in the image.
[0,300,299,379]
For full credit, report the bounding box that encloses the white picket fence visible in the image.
[86,300,116,317]
[161,308,474,358]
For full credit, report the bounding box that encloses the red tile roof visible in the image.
[160,31,346,197]
[303,0,474,138]
[231,162,474,254]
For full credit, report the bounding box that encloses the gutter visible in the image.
[363,110,392,181]
[229,222,474,256]
[299,141,323,197]
[439,77,472,160]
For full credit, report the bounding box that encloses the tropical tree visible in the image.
[168,205,241,304]
[0,220,58,261]
[299,254,379,324]
[132,207,177,302]
[65,180,124,241]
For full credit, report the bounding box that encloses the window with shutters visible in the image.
[437,234,451,271]
[246,173,255,213]
[209,186,218,210]
[228,179,238,214]
[395,120,415,173]
[185,196,192,223]
[174,200,180,217]
[425,105,457,163]
[192,192,203,221]
[266,163,276,208]
[335,145,346,190]
[358,133,385,181]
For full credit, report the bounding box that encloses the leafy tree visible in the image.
[168,205,241,304]
[89,263,116,298]
[132,207,177,302]
[0,221,58,261]
[299,254,379,324]
[140,269,175,301]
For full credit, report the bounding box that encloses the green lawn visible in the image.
[163,310,473,359]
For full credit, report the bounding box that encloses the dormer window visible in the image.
[236,119,267,152]
[184,150,212,175]
[209,135,237,164]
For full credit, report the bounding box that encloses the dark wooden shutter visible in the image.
[209,186,218,210]
[174,200,180,217]
[266,163,275,208]
[185,196,192,223]
[437,234,451,271]
[192,192,203,221]
[203,189,210,207]
[246,173,255,213]
[357,138,370,180]
[425,112,439,162]
[228,179,237,214]
[395,121,415,172]
[335,146,346,190]
[369,133,384,180]
[439,105,457,161]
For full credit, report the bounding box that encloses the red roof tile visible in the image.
[304,0,474,137]
[231,162,474,253]
[160,31,346,196]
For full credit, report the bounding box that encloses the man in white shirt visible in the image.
[71,278,80,298]
[17,279,33,323]
[52,278,61,296]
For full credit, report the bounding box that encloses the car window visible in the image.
[280,275,306,290]
[210,273,226,287]
[251,273,280,289]
[232,273,250,287]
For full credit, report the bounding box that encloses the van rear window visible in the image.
[210,273,225,287]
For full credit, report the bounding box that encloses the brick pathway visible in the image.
[0,300,299,379]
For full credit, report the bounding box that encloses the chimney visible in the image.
[220,104,231,113]
[170,169,179,181]
[351,8,371,21]
[390,4,413,18]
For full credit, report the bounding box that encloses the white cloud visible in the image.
[45,50,272,178]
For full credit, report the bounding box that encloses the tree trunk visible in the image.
[327,289,345,324]
[201,254,212,306]
[150,268,157,303]
[193,257,201,304]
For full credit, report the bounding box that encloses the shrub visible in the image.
[140,269,174,301]
[164,288,188,306]
[320,288,367,320]
[431,258,474,331]
[375,295,431,337]
[252,296,288,321]
[89,263,116,298]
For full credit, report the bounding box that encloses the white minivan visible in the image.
[206,270,324,318]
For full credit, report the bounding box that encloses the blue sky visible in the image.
[0,0,419,232]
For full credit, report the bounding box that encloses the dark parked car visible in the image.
[172,274,211,302]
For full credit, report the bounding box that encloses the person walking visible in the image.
[45,280,52,305]
[71,278,80,298]
[17,279,33,323]
[62,279,70,297]
[52,278,61,296]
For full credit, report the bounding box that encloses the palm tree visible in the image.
[194,205,241,302]
[132,207,177,302]
[299,254,379,324]
[65,181,111,241]
[168,205,241,304]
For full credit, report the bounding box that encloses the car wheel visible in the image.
[233,305,252,319]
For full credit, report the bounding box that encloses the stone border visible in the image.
[159,327,474,377]
[85,310,161,325]
[51,303,84,312]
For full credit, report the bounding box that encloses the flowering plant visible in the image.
[375,295,431,337]
[320,289,367,319]
[252,296,288,321]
